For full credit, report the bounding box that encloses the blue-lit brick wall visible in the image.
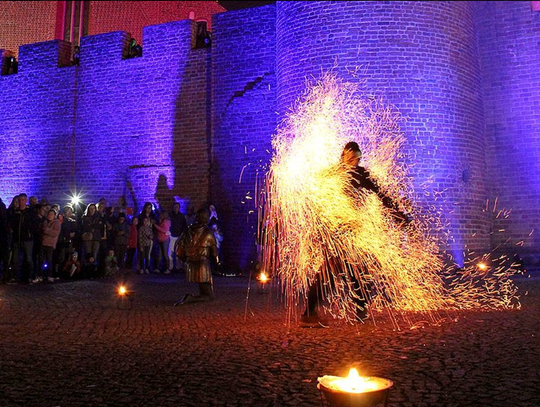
[0,20,210,215]
[276,1,490,262]
[1,1,539,269]
[74,20,210,214]
[211,5,276,272]
[0,40,75,203]
[477,1,540,262]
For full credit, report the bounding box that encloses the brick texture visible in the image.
[276,1,490,260]
[0,1,57,58]
[0,20,210,215]
[476,1,540,262]
[0,1,225,57]
[88,1,225,41]
[1,2,539,270]
[211,5,276,272]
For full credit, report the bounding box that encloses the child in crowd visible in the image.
[138,217,153,274]
[62,251,82,279]
[104,249,119,277]
[83,255,97,279]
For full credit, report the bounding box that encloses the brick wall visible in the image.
[88,1,225,41]
[0,1,57,58]
[0,1,225,57]
[0,40,76,204]
[211,5,276,272]
[476,1,540,261]
[0,20,210,216]
[1,2,539,270]
[276,1,490,263]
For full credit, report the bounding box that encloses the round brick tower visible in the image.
[276,1,490,259]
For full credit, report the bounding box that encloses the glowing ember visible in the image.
[318,369,392,394]
[118,286,127,296]
[259,272,269,283]
[259,73,521,328]
[477,262,488,271]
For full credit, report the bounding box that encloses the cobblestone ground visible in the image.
[0,272,539,407]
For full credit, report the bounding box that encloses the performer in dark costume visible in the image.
[300,141,409,327]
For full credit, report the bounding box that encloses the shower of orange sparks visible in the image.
[259,73,521,328]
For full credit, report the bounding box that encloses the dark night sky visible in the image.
[217,1,275,11]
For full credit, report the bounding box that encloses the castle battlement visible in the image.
[0,19,198,77]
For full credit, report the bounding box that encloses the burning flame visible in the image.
[259,272,268,283]
[118,286,127,296]
[342,368,378,393]
[259,73,520,328]
[318,368,387,394]
[477,262,488,271]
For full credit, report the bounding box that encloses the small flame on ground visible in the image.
[318,368,386,394]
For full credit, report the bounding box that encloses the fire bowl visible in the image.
[318,375,393,407]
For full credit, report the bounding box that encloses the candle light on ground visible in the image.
[256,272,271,294]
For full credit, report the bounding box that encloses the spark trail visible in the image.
[259,74,520,329]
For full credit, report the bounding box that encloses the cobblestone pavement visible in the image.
[0,272,539,407]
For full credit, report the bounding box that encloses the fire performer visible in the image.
[300,141,410,327]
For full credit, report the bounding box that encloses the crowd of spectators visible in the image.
[0,193,223,285]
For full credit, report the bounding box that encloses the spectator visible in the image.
[10,194,39,284]
[169,202,187,272]
[211,223,224,275]
[186,205,196,226]
[208,204,219,226]
[56,205,77,278]
[97,203,110,253]
[138,217,153,274]
[82,255,97,279]
[113,213,130,269]
[51,204,60,216]
[153,211,171,274]
[81,203,102,263]
[104,249,119,277]
[126,217,138,271]
[138,202,155,227]
[2,196,20,284]
[41,209,61,283]
[29,196,38,208]
[62,251,81,279]
[32,203,47,282]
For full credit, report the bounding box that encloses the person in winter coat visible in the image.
[112,213,130,269]
[41,210,61,282]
